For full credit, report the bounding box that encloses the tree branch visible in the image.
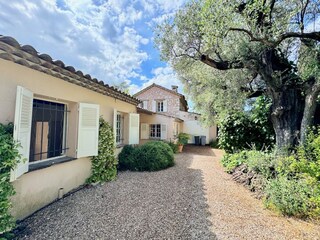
[228,28,274,46]
[229,27,320,46]
[200,54,244,70]
[275,31,320,45]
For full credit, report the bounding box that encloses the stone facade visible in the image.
[135,84,217,144]
[135,85,184,118]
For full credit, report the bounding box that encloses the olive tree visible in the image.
[156,0,320,150]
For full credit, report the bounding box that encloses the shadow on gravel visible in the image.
[14,148,217,240]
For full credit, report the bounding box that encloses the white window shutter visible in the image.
[141,123,149,139]
[161,124,167,140]
[11,86,33,181]
[163,100,167,112]
[113,109,117,143]
[143,100,148,110]
[77,103,100,158]
[152,100,156,112]
[129,113,140,144]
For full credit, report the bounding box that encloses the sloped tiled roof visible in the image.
[137,107,184,122]
[133,83,188,110]
[0,35,140,105]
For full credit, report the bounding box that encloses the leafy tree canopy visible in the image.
[156,0,320,149]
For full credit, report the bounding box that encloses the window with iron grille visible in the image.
[29,99,68,162]
[150,124,161,138]
[116,113,124,144]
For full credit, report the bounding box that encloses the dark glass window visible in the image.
[29,99,67,162]
[116,113,124,144]
[157,101,164,112]
[150,124,161,138]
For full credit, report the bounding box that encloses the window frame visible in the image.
[150,124,161,139]
[29,97,69,164]
[116,112,124,145]
[156,100,164,112]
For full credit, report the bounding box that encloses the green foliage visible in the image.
[119,141,174,171]
[177,133,190,145]
[218,96,274,153]
[167,141,179,154]
[0,123,21,234]
[221,151,247,173]
[209,139,219,148]
[218,113,252,153]
[221,128,320,219]
[87,117,117,184]
[265,176,312,217]
[118,145,136,170]
[221,149,274,177]
[155,0,320,150]
[244,150,275,179]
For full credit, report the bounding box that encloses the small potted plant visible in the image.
[177,133,190,153]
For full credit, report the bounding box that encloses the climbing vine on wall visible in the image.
[0,123,21,235]
[87,117,117,183]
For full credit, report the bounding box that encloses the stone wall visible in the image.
[136,86,181,117]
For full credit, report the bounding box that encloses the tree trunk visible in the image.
[300,83,320,144]
[269,88,304,150]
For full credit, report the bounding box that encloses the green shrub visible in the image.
[177,133,189,145]
[167,141,179,154]
[218,96,275,153]
[119,141,174,171]
[0,123,21,235]
[265,176,312,217]
[87,117,117,184]
[118,144,136,170]
[245,150,275,179]
[221,151,248,173]
[209,139,219,148]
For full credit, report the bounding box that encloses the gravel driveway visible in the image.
[15,146,320,240]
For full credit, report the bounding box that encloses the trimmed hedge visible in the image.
[119,141,174,171]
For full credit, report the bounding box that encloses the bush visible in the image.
[245,150,275,179]
[0,123,21,235]
[209,139,219,148]
[221,151,248,173]
[118,144,136,170]
[87,117,117,184]
[221,127,320,219]
[265,176,312,217]
[218,96,275,153]
[118,141,174,171]
[177,133,189,145]
[167,141,179,154]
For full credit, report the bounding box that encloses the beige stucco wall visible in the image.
[0,59,136,220]
[11,157,91,220]
[136,86,181,117]
[139,113,178,144]
[179,111,217,144]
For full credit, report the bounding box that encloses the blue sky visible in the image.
[0,0,186,94]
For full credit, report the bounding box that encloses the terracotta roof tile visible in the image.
[0,35,139,105]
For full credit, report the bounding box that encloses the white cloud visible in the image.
[129,65,184,95]
[0,0,187,94]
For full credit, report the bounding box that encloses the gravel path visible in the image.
[15,146,320,240]
[184,146,320,240]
